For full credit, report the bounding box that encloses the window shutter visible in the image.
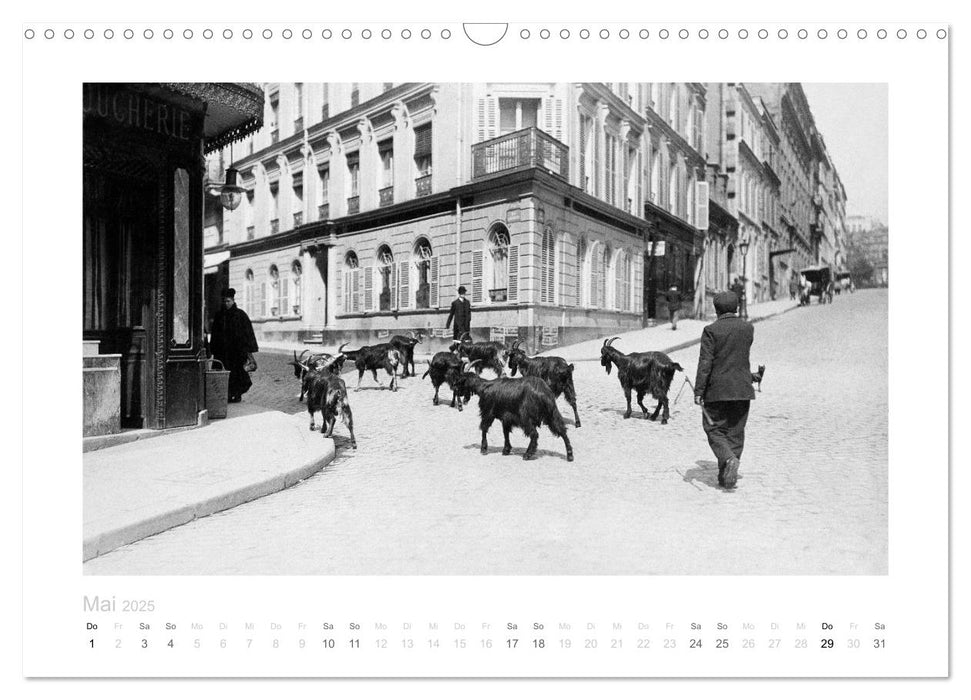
[471,249,484,303]
[398,260,410,309]
[579,120,587,189]
[507,244,520,302]
[477,97,498,141]
[593,130,602,197]
[487,98,497,139]
[430,255,439,308]
[615,257,623,311]
[351,269,360,313]
[554,99,563,141]
[696,181,710,231]
[363,267,373,311]
[280,278,289,314]
[336,267,343,313]
[414,124,432,157]
[390,263,398,310]
[575,243,583,307]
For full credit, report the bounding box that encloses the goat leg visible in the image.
[660,397,670,425]
[636,389,650,417]
[479,418,493,455]
[433,384,440,405]
[343,405,357,449]
[523,429,539,460]
[501,421,513,455]
[650,400,663,422]
[623,385,633,419]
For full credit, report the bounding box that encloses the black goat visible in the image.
[599,336,683,424]
[421,350,468,410]
[304,368,357,449]
[339,342,402,392]
[289,350,346,401]
[751,364,766,392]
[388,330,424,378]
[449,332,508,378]
[454,361,574,461]
[507,340,581,428]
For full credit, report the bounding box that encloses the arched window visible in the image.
[290,260,302,315]
[540,226,555,304]
[341,250,360,313]
[244,269,255,316]
[575,237,587,307]
[413,237,434,309]
[268,264,282,316]
[489,225,510,293]
[377,244,394,311]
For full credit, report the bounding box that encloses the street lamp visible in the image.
[738,231,751,320]
[218,167,246,211]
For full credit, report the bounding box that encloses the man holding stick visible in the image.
[694,291,755,489]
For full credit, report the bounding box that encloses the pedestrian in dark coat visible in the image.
[209,288,259,403]
[665,285,682,330]
[694,291,755,489]
[445,285,472,340]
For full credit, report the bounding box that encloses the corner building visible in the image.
[206,83,710,351]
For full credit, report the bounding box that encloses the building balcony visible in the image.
[246,225,255,240]
[347,196,360,215]
[270,218,280,235]
[293,211,303,227]
[471,127,569,182]
[379,186,394,207]
[318,203,330,220]
[415,173,432,198]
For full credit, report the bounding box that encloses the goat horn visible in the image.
[338,342,350,354]
[511,339,523,350]
[605,336,621,348]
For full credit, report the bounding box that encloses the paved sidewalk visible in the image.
[83,407,335,561]
[540,297,799,361]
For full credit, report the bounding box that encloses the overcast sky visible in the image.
[801,83,888,224]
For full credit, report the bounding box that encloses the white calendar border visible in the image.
[12,0,961,693]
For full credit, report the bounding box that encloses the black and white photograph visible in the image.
[80,80,889,576]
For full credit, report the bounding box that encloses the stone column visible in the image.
[325,237,339,329]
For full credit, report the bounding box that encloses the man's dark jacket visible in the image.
[445,297,472,335]
[694,313,756,402]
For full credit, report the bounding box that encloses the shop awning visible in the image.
[159,83,265,154]
[204,250,230,274]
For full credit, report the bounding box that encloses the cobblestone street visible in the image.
[85,290,887,576]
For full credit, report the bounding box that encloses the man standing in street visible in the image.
[445,285,472,340]
[209,288,259,403]
[694,291,755,489]
[665,285,682,331]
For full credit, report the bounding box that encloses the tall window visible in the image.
[318,166,329,211]
[269,91,279,142]
[343,251,360,313]
[668,162,677,213]
[292,174,303,225]
[489,225,510,292]
[599,244,611,308]
[575,237,586,307]
[346,152,360,197]
[616,250,632,311]
[269,264,282,316]
[579,114,594,194]
[350,83,360,108]
[377,244,394,311]
[379,139,394,189]
[294,83,303,128]
[605,134,618,206]
[269,181,280,229]
[414,237,433,309]
[499,98,539,134]
[414,123,432,176]
[321,84,330,120]
[540,226,555,304]
[650,149,661,204]
[244,269,255,316]
[291,260,302,315]
[244,191,255,239]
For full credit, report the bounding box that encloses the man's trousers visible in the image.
[702,400,751,468]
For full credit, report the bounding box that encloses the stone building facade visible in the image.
[205,83,709,351]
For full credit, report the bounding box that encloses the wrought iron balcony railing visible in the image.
[471,127,569,182]
[347,196,360,215]
[415,174,432,197]
[379,186,394,207]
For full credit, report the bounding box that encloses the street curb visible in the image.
[82,441,336,561]
[560,304,800,362]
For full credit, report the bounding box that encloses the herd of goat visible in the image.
[288,330,700,462]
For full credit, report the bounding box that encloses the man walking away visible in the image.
[445,285,472,340]
[666,285,682,330]
[694,291,755,489]
[209,288,259,403]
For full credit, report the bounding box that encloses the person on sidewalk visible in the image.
[445,285,472,340]
[694,291,755,489]
[665,285,682,330]
[209,288,259,403]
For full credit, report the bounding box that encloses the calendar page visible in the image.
[17,0,957,691]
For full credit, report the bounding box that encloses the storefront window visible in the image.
[172,167,191,345]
